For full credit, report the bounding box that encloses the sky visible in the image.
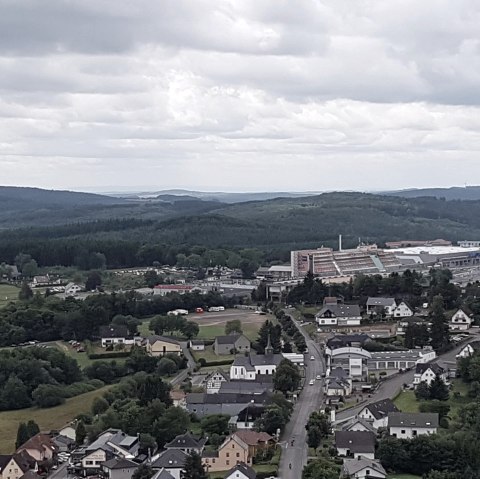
[1,0,480,193]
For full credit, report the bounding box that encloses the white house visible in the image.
[366,298,397,316]
[358,399,399,429]
[188,340,205,351]
[230,353,283,380]
[205,370,229,394]
[342,458,387,479]
[65,282,83,296]
[316,304,362,327]
[449,308,473,331]
[324,368,353,397]
[99,325,129,348]
[388,412,438,439]
[456,341,480,359]
[224,463,256,479]
[341,419,376,434]
[413,363,447,386]
[335,431,376,460]
[392,301,414,318]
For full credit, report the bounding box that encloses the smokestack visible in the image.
[339,234,342,251]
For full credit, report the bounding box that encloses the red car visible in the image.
[196,307,204,313]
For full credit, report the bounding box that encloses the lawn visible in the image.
[0,385,112,454]
[0,283,19,308]
[54,341,129,369]
[394,391,420,413]
[191,345,223,363]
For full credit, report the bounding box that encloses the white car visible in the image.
[310,355,315,361]
[316,374,322,380]
[309,379,315,386]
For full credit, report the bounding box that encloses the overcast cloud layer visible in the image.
[1,0,480,192]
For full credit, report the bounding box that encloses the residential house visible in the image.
[456,341,480,359]
[366,298,397,316]
[341,419,376,434]
[101,458,138,479]
[392,301,414,318]
[324,368,353,397]
[449,308,473,331]
[219,381,271,396]
[16,434,56,462]
[224,463,256,479]
[145,336,182,357]
[388,412,439,439]
[100,325,130,348]
[326,347,371,379]
[58,425,76,441]
[165,434,206,455]
[341,458,387,479]
[19,472,41,479]
[151,450,188,479]
[0,454,37,479]
[334,431,376,460]
[396,316,426,335]
[151,469,175,479]
[214,335,251,356]
[205,370,229,394]
[230,353,283,380]
[316,304,362,327]
[229,405,265,430]
[413,363,447,386]
[32,275,50,287]
[326,334,371,351]
[358,399,399,429]
[52,435,75,453]
[169,390,187,409]
[189,340,205,351]
[202,432,273,473]
[64,283,83,297]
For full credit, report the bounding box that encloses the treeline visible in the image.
[0,290,239,347]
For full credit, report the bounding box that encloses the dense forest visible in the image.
[2,189,480,269]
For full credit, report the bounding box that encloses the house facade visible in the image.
[316,304,362,327]
[214,335,251,356]
[101,458,138,479]
[413,363,447,386]
[16,434,56,462]
[205,370,229,394]
[358,399,399,429]
[392,301,414,318]
[230,353,282,380]
[100,325,130,348]
[146,336,182,357]
[0,454,36,479]
[366,298,396,316]
[456,341,480,359]
[202,435,250,473]
[449,309,473,331]
[341,458,387,479]
[388,412,439,439]
[334,431,376,460]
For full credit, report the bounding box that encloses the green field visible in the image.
[0,283,19,308]
[0,385,111,454]
[394,391,420,413]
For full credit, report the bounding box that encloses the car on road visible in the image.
[310,355,315,360]
[316,374,322,380]
[309,379,315,385]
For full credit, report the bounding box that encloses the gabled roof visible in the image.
[342,419,376,433]
[362,398,398,420]
[99,325,129,338]
[87,429,138,455]
[102,458,138,470]
[366,297,396,307]
[388,412,439,429]
[317,304,361,318]
[327,334,370,349]
[17,433,56,454]
[233,431,273,446]
[147,335,180,346]
[205,369,229,381]
[215,334,250,345]
[165,433,206,450]
[151,449,188,469]
[151,469,175,479]
[334,431,376,453]
[343,458,386,477]
[189,340,204,346]
[415,362,445,375]
[19,471,41,479]
[187,392,271,405]
[225,462,257,479]
[0,456,12,472]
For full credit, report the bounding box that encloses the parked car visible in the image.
[309,379,315,386]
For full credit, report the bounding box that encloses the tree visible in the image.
[302,458,340,479]
[419,400,451,419]
[75,420,87,445]
[254,406,288,435]
[91,397,110,416]
[21,259,38,278]
[157,357,178,376]
[16,422,30,449]
[415,381,431,401]
[0,375,31,410]
[181,451,207,479]
[182,321,200,339]
[429,295,450,351]
[139,433,157,455]
[429,375,450,401]
[85,271,102,291]
[306,412,330,451]
[144,270,160,288]
[32,384,65,408]
[200,415,230,436]
[153,407,190,447]
[26,420,40,438]
[18,281,33,301]
[273,359,301,395]
[132,464,154,479]
[225,320,242,335]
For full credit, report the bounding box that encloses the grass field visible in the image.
[0,385,112,454]
[388,475,421,479]
[0,283,19,308]
[394,391,420,413]
[191,345,222,363]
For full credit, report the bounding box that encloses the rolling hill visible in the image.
[385,185,480,201]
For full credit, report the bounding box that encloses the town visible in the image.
[1,238,480,479]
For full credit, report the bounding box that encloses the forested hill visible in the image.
[385,185,480,201]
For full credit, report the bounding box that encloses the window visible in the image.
[86,461,93,465]
[366,470,370,475]
[236,453,240,458]
[413,430,418,436]
[212,459,215,464]
[226,453,230,458]
[226,461,230,466]
[401,430,405,434]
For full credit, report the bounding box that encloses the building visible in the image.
[101,458,138,479]
[368,348,436,372]
[388,412,439,439]
[366,298,397,316]
[334,431,376,459]
[64,283,83,296]
[341,457,387,479]
[189,340,205,351]
[151,450,188,479]
[316,304,362,327]
[256,265,292,281]
[219,381,271,396]
[99,325,130,348]
[165,434,206,455]
[214,335,251,356]
[413,363,447,386]
[230,352,283,380]
[145,336,182,357]
[224,462,256,479]
[32,275,50,287]
[392,301,414,318]
[169,390,187,409]
[16,434,56,462]
[341,419,376,434]
[324,368,353,397]
[229,405,265,430]
[326,334,371,350]
[151,469,175,479]
[153,284,204,296]
[396,316,426,336]
[0,453,37,479]
[205,370,229,394]
[449,308,473,331]
[326,347,371,378]
[456,341,480,359]
[358,399,399,429]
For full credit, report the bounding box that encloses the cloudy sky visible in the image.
[1,0,480,192]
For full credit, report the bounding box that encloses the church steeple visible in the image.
[265,333,274,355]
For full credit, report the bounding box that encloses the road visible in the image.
[170,342,196,387]
[278,319,326,479]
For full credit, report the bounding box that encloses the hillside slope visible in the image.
[385,186,480,201]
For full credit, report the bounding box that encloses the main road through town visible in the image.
[278,318,326,479]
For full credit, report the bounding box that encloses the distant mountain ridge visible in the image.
[384,186,480,201]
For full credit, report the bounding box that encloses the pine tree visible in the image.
[26,420,40,438]
[75,420,87,445]
[181,452,207,479]
[16,422,30,449]
[18,281,33,301]
[429,295,450,351]
[415,381,431,401]
[429,375,449,401]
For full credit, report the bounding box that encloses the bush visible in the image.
[202,359,235,367]
[32,384,66,408]
[88,351,131,359]
[63,381,99,398]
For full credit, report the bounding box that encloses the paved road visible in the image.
[170,342,196,387]
[278,319,326,479]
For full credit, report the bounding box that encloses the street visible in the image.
[278,319,326,479]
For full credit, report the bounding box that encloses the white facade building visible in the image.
[388,412,438,439]
[449,309,473,331]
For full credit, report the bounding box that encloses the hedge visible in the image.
[201,359,235,367]
[88,351,131,359]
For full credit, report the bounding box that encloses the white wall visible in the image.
[389,426,437,439]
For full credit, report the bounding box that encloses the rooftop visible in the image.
[388,412,439,429]
[334,431,376,453]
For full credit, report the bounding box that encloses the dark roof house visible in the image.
[334,431,376,455]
